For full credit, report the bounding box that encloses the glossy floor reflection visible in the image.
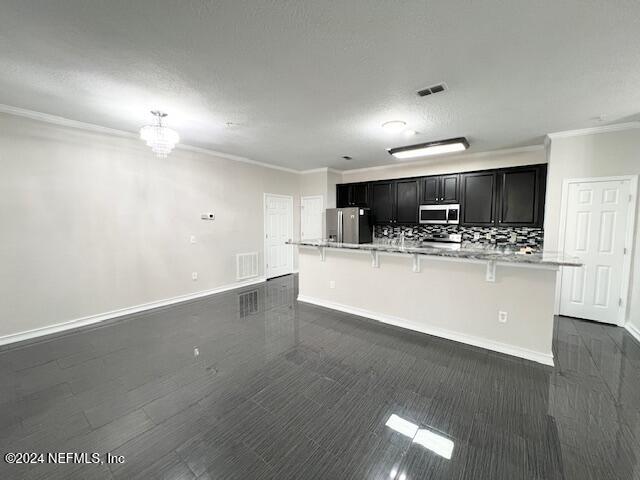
[1,274,640,479]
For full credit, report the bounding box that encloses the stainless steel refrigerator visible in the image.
[326,207,372,244]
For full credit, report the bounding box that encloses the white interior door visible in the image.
[301,195,324,240]
[560,179,632,324]
[264,194,293,279]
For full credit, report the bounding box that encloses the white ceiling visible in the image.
[1,0,639,170]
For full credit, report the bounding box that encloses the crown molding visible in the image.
[300,167,344,175]
[547,122,640,139]
[0,103,138,139]
[339,144,544,175]
[0,103,300,174]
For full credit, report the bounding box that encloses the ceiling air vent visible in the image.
[417,83,448,97]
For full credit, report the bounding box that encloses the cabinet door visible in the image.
[395,179,419,224]
[441,174,459,204]
[370,182,395,224]
[336,184,350,208]
[497,166,544,226]
[351,183,369,207]
[461,172,496,225]
[421,176,440,204]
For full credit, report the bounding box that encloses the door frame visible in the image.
[301,194,324,240]
[555,175,638,326]
[263,193,294,279]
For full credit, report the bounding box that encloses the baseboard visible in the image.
[625,322,640,345]
[298,294,555,366]
[0,277,266,348]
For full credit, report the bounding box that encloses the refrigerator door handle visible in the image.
[338,210,343,242]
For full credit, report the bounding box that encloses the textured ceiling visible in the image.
[1,0,639,170]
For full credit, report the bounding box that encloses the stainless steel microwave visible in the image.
[419,204,460,224]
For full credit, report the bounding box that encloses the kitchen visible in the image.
[293,143,621,366]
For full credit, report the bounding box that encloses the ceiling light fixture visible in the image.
[139,111,180,158]
[381,120,407,133]
[388,137,469,159]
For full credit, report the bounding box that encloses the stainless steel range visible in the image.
[420,232,462,250]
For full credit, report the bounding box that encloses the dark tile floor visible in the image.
[1,274,640,479]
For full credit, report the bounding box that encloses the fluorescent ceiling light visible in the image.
[382,120,407,133]
[388,137,469,159]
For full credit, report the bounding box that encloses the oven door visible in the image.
[419,205,448,224]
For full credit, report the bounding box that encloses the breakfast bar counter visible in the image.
[290,240,581,366]
[289,239,581,268]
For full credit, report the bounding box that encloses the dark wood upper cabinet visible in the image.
[420,174,459,204]
[337,163,546,227]
[336,183,369,207]
[460,172,496,226]
[336,184,350,208]
[351,183,369,207]
[496,165,546,227]
[370,181,395,224]
[395,179,419,224]
[441,175,459,204]
[421,177,440,204]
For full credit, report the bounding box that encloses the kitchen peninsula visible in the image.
[290,239,580,366]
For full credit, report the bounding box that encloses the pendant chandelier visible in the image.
[139,111,180,158]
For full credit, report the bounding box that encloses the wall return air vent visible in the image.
[236,252,259,280]
[417,83,448,97]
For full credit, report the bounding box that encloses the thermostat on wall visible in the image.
[201,212,215,220]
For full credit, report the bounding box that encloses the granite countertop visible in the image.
[288,239,582,267]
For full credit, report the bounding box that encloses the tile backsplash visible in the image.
[374,224,544,249]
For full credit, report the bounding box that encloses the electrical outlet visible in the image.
[193,347,200,357]
[192,272,198,281]
[190,235,197,244]
[329,280,335,289]
[498,311,508,323]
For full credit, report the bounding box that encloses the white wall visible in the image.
[326,169,341,209]
[341,146,545,183]
[544,128,640,331]
[300,169,343,238]
[0,113,300,339]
